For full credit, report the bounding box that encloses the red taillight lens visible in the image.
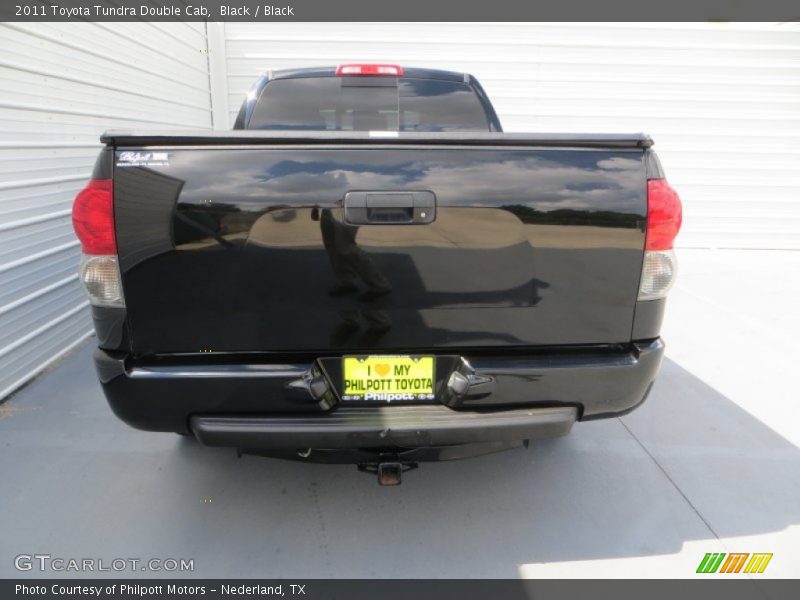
[336,64,404,77]
[646,179,682,251]
[72,179,116,255]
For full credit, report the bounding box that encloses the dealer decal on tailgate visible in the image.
[342,356,435,401]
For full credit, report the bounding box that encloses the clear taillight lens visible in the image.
[638,249,677,301]
[80,255,124,307]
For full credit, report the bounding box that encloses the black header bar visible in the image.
[1,0,799,21]
[3,579,800,600]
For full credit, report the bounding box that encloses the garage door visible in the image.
[222,22,800,250]
[0,23,214,399]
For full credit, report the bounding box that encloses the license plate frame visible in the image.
[342,355,436,402]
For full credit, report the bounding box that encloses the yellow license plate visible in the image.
[342,355,435,401]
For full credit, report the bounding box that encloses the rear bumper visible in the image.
[191,405,578,449]
[94,339,664,440]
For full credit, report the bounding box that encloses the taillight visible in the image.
[72,179,116,254]
[639,178,682,301]
[72,178,124,307]
[336,64,404,77]
[645,179,682,251]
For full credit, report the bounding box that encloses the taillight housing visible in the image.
[72,178,124,307]
[73,179,116,255]
[638,178,682,301]
[645,179,682,251]
[336,64,404,77]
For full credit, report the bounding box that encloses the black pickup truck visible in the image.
[73,65,682,484]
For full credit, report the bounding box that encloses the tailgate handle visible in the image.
[344,191,436,225]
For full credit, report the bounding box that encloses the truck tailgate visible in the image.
[110,134,648,354]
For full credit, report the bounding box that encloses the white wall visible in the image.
[222,22,800,250]
[0,22,214,399]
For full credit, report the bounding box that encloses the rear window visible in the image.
[247,77,491,132]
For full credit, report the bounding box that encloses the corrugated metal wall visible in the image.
[223,22,800,249]
[0,22,213,399]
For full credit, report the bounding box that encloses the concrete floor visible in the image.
[0,249,798,579]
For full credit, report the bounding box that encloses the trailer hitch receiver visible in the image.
[358,460,418,485]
